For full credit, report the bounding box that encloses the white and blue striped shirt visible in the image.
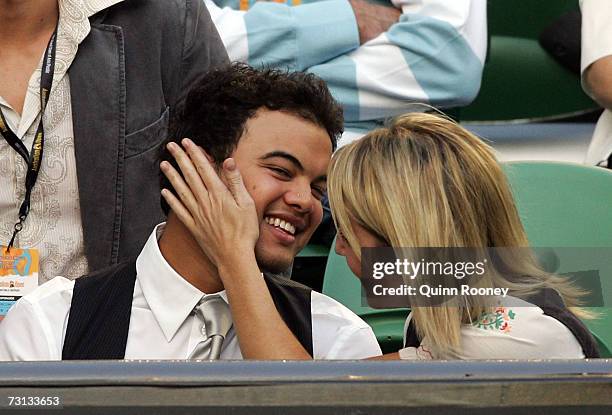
[206,0,487,144]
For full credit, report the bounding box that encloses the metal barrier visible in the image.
[1,360,611,414]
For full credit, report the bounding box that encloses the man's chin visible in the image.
[255,247,296,275]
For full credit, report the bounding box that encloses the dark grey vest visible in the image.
[62,261,313,359]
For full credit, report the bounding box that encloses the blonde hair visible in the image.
[328,113,587,357]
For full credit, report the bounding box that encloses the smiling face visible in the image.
[231,109,332,273]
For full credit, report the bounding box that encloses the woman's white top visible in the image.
[398,297,585,359]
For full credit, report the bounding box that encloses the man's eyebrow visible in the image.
[260,151,327,183]
[260,151,304,171]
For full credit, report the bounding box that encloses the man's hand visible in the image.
[349,0,401,45]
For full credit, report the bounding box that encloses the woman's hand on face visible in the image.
[160,138,259,267]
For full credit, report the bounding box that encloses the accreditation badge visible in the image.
[0,246,40,321]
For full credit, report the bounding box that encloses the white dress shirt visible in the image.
[0,0,124,282]
[0,225,382,360]
[398,299,585,360]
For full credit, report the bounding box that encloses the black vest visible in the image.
[404,288,600,358]
[62,260,313,359]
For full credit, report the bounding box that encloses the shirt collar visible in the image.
[136,223,229,342]
[12,0,125,137]
[58,0,125,52]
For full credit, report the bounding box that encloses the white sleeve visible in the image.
[0,299,55,361]
[310,291,382,359]
[398,345,434,360]
[205,0,359,70]
[580,0,612,76]
[0,277,73,361]
[308,0,487,122]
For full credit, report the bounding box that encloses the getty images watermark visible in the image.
[360,247,610,308]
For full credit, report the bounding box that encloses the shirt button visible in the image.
[201,326,206,335]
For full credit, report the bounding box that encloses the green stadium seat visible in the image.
[456,0,598,122]
[297,244,329,258]
[504,161,612,357]
[487,0,578,40]
[322,162,612,357]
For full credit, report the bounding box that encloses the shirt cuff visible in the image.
[294,0,360,69]
[398,346,434,360]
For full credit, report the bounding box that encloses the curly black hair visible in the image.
[160,63,343,214]
[171,63,343,160]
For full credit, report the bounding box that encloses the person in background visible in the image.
[168,112,599,360]
[0,0,228,284]
[206,0,487,145]
[0,64,381,361]
[581,0,612,168]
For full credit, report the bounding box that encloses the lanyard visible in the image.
[0,26,58,251]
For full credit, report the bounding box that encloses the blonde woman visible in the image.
[328,113,598,359]
[163,113,599,360]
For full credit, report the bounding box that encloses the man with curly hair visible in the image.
[0,64,382,361]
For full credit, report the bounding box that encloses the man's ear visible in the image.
[213,161,228,187]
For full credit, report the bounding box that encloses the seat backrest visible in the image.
[503,161,612,357]
[457,0,597,122]
[503,161,612,247]
[488,0,578,39]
